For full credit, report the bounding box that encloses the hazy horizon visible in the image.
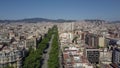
[0,0,120,21]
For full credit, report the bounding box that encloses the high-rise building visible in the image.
[85,34,98,48]
[85,48,100,64]
[98,36,105,48]
[112,48,120,67]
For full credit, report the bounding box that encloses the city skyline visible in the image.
[0,0,120,21]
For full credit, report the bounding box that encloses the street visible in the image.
[41,34,54,68]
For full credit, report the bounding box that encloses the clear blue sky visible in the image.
[0,0,120,21]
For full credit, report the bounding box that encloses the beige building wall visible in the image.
[99,37,105,47]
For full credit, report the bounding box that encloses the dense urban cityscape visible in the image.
[0,0,120,68]
[0,20,120,68]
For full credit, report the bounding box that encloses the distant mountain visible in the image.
[0,18,76,23]
[109,21,120,23]
[84,19,106,23]
[84,19,120,24]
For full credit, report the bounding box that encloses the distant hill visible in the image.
[84,19,106,23]
[1,18,119,23]
[0,18,76,23]
[84,20,120,24]
[109,21,120,23]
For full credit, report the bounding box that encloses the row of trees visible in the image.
[4,65,14,68]
[23,27,53,68]
[48,25,59,68]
